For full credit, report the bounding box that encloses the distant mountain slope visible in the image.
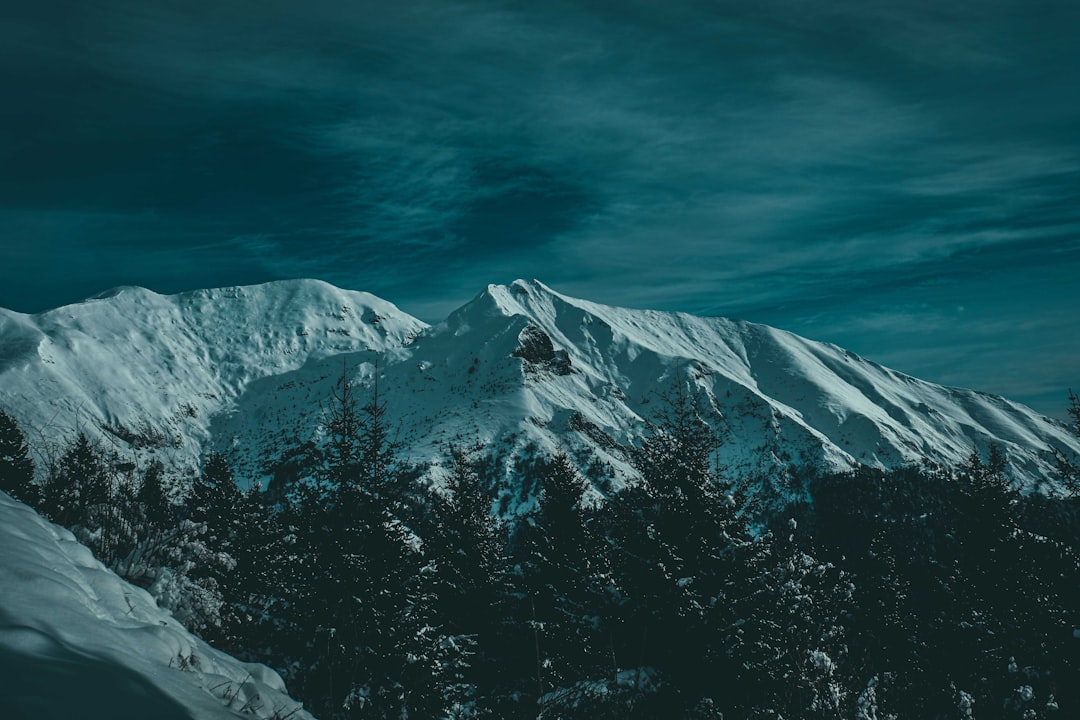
[1,279,1076,504]
[0,490,313,720]
[0,280,426,475]
[210,280,1079,503]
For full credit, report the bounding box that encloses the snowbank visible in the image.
[0,491,314,720]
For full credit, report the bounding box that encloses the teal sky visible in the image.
[1,0,1078,418]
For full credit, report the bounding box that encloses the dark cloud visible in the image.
[1,0,1078,416]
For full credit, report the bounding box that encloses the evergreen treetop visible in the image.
[0,408,35,503]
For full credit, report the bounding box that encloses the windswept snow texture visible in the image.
[0,279,426,475]
[0,278,1076,502]
[0,491,314,720]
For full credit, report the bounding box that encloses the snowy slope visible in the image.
[0,490,314,720]
[0,280,426,476]
[210,280,1080,503]
[1,279,1076,505]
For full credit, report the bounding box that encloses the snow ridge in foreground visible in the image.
[0,490,314,720]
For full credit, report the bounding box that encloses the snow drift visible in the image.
[0,490,314,720]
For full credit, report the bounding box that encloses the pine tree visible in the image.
[138,458,173,528]
[322,357,400,501]
[269,474,338,699]
[323,358,363,491]
[739,527,854,718]
[1053,389,1080,493]
[41,433,116,535]
[506,452,613,714]
[603,374,762,716]
[0,408,35,504]
[957,442,1015,556]
[425,443,506,708]
[189,452,241,546]
[285,357,462,719]
[217,483,286,660]
[179,452,243,644]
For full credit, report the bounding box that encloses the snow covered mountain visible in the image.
[0,279,426,475]
[209,279,1078,503]
[1,279,1076,503]
[0,490,314,720]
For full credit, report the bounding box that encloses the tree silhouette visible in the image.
[0,408,35,504]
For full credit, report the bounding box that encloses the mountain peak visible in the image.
[0,279,427,477]
[507,277,559,295]
[460,279,578,323]
[2,278,1078,500]
[411,279,1079,492]
[87,285,156,302]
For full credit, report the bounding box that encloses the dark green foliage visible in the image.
[422,444,507,704]
[22,432,234,636]
[605,381,754,715]
[40,432,112,527]
[737,531,853,718]
[1053,389,1080,493]
[322,358,400,500]
[190,452,241,529]
[796,448,1080,719]
[502,453,613,714]
[269,358,469,720]
[594,379,856,719]
[137,459,173,527]
[322,359,364,491]
[14,387,1080,720]
[0,408,35,504]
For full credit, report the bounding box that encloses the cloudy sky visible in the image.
[1,0,1077,417]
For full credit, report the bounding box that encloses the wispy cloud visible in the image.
[1,0,1077,415]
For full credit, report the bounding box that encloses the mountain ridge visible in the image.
[0,278,1075,502]
[0,279,426,472]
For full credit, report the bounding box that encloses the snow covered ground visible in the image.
[0,490,314,720]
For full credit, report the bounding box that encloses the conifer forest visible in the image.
[2,385,1079,720]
